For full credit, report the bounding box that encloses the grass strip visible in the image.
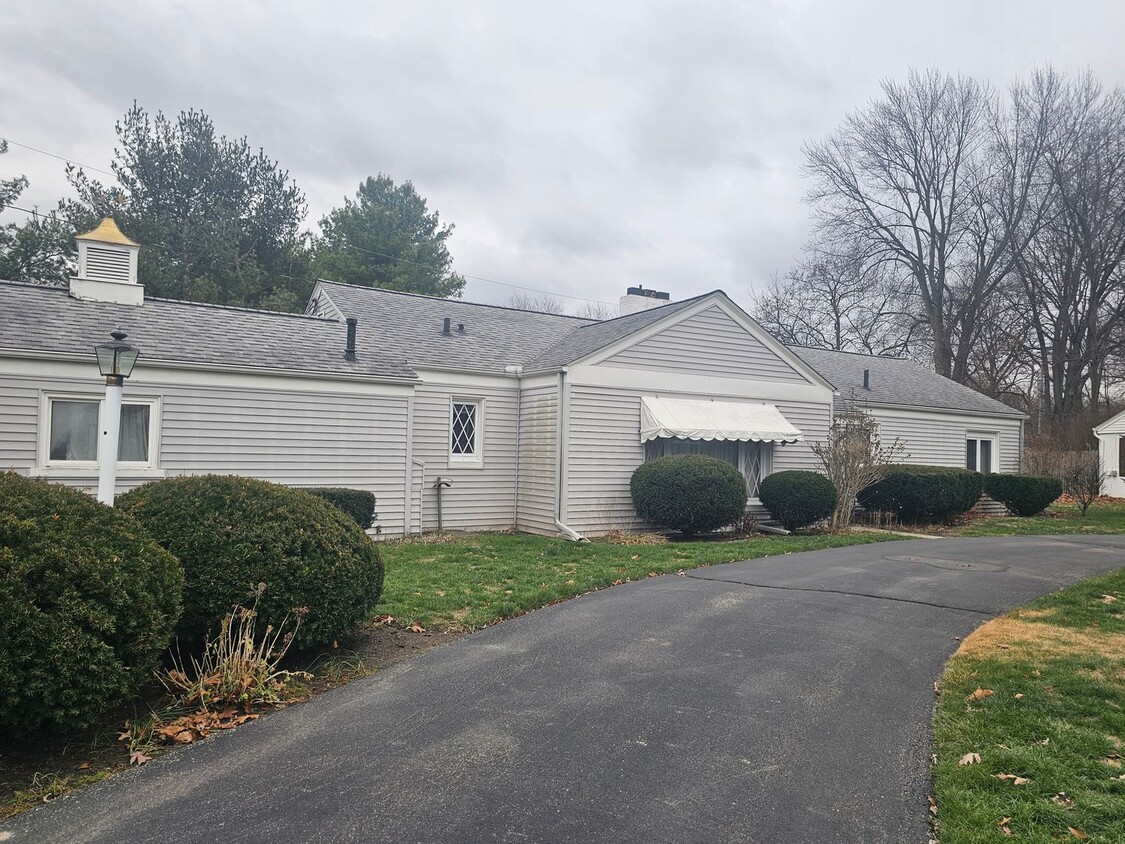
[932,566,1125,842]
[378,530,900,630]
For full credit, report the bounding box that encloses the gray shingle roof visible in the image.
[312,281,596,373]
[522,294,710,370]
[789,345,1025,418]
[0,281,416,380]
[0,279,1026,421]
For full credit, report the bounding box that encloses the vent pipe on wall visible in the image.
[344,318,358,361]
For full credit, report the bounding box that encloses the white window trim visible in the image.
[32,391,164,479]
[966,431,1000,474]
[449,397,484,468]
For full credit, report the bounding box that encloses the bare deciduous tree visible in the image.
[506,292,567,314]
[752,244,920,356]
[573,300,618,320]
[1014,71,1125,433]
[804,69,1051,384]
[811,398,906,529]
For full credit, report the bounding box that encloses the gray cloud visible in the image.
[3,0,1125,312]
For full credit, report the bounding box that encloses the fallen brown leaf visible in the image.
[967,688,995,702]
[928,796,938,815]
[407,623,426,633]
[958,752,981,765]
[1051,792,1075,808]
[1068,827,1088,840]
[1014,693,1024,699]
[1101,594,1117,604]
[129,750,152,766]
[77,761,90,770]
[993,773,1031,785]
[997,816,1013,835]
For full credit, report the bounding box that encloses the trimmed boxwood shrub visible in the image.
[983,474,1063,517]
[0,473,183,735]
[117,475,383,648]
[758,470,838,532]
[307,487,377,530]
[630,455,748,536]
[858,464,984,524]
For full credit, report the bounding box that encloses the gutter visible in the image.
[554,368,587,542]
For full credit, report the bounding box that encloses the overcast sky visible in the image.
[3,1,1124,312]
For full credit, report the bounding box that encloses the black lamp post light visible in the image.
[94,330,140,505]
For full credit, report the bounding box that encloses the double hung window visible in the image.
[965,436,995,474]
[42,395,158,469]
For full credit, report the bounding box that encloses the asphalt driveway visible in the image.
[5,535,1125,844]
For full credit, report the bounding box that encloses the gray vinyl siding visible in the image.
[870,408,1023,473]
[0,377,38,468]
[0,373,411,536]
[411,382,518,532]
[598,305,811,383]
[516,385,558,535]
[564,385,831,535]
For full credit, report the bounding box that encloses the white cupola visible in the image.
[69,218,144,306]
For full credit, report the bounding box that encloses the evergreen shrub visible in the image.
[630,455,748,536]
[983,474,1063,517]
[758,470,838,532]
[0,473,182,734]
[118,475,383,648]
[858,464,984,524]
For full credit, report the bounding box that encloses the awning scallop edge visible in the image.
[640,396,804,444]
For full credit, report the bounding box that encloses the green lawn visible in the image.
[932,566,1125,843]
[378,530,901,630]
[943,499,1125,537]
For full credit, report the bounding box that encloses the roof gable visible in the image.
[528,291,832,388]
[596,303,813,383]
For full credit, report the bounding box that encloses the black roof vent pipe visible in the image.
[344,318,357,361]
[863,368,870,390]
[442,317,452,335]
[457,323,465,333]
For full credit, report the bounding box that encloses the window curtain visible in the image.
[119,404,150,462]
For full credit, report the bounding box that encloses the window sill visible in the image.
[447,459,485,470]
[29,466,167,480]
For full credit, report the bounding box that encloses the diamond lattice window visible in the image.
[451,402,478,457]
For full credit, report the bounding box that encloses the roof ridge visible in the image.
[0,280,337,324]
[316,278,599,322]
[787,343,912,362]
[569,289,717,331]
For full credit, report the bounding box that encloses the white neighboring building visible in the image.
[1094,411,1125,497]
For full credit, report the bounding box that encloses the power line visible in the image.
[2,138,616,306]
[1,137,116,177]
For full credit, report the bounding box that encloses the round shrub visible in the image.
[0,473,183,735]
[758,470,838,532]
[630,455,748,536]
[117,475,383,648]
[983,474,1063,517]
[858,464,984,524]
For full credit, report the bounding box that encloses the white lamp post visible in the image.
[94,330,140,506]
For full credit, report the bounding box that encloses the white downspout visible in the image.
[403,393,415,535]
[506,364,523,529]
[554,368,587,542]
